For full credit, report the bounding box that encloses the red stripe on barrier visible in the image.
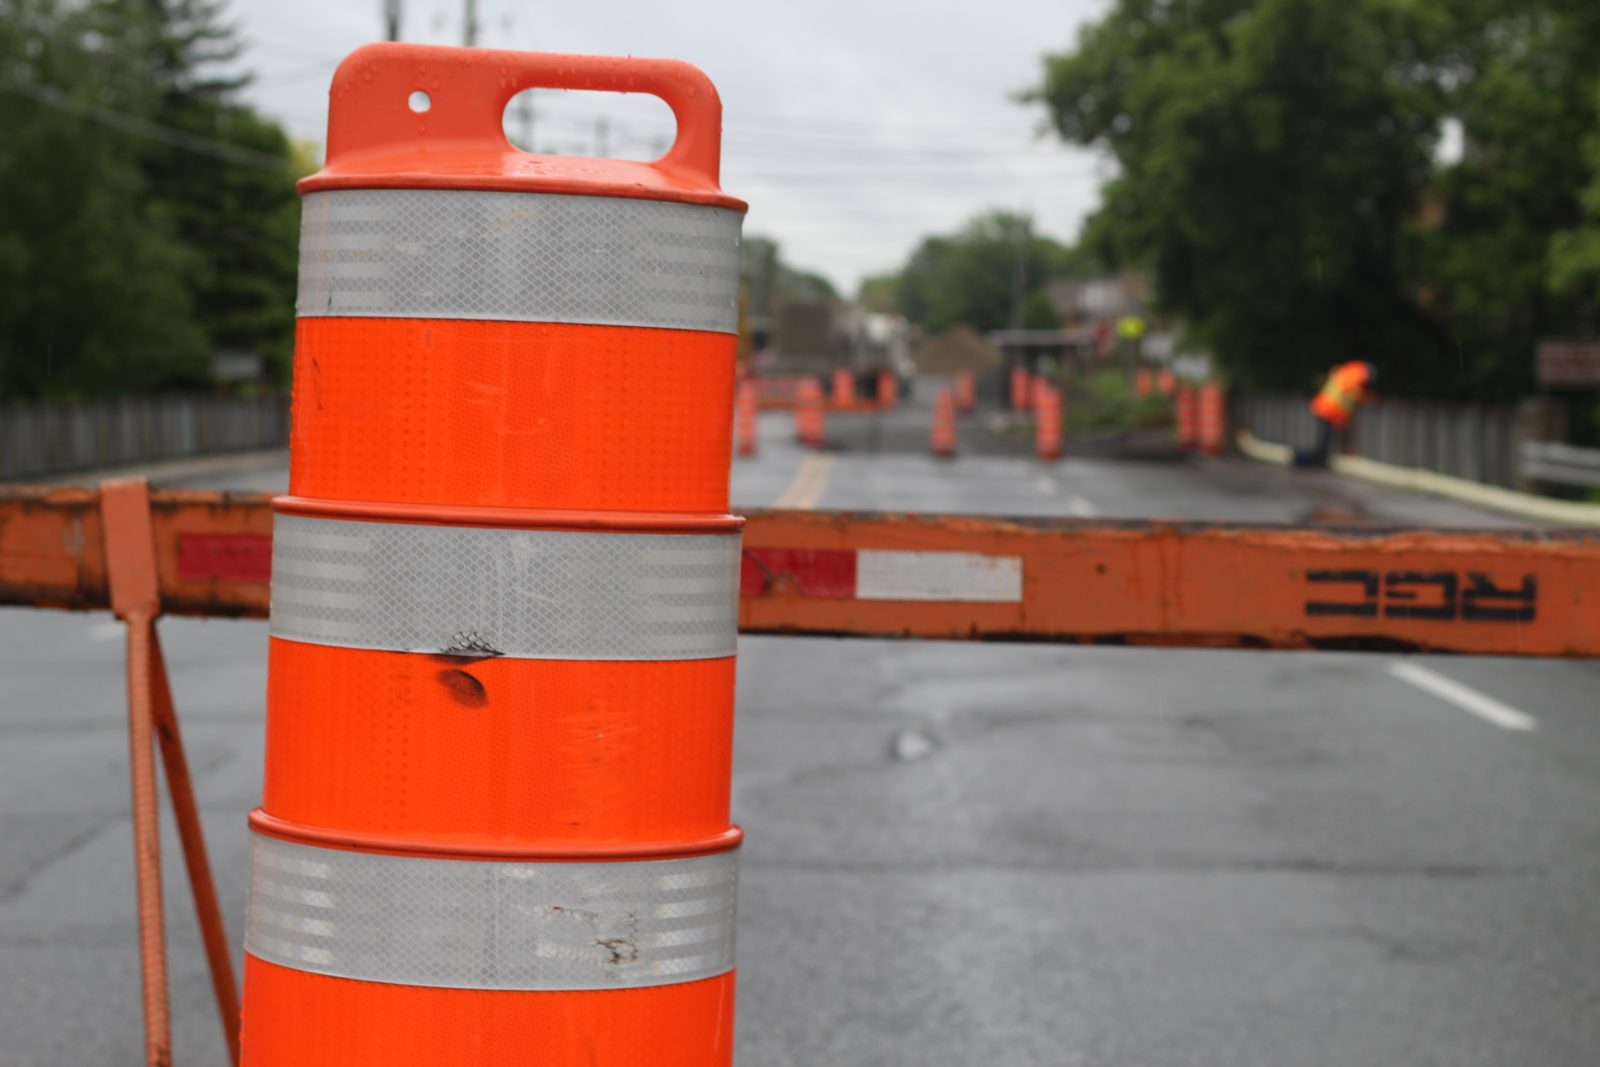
[177,534,272,583]
[741,548,856,598]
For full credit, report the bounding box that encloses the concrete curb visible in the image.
[28,448,289,487]
[1235,430,1293,467]
[1235,430,1600,527]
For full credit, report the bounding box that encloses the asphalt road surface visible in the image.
[2,386,1597,1066]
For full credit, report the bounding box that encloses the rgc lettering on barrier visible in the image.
[1304,571,1537,622]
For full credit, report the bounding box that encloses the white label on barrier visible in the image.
[855,551,1023,603]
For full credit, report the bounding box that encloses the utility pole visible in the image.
[1008,213,1031,384]
[383,0,401,41]
[463,0,479,46]
[1008,214,1030,332]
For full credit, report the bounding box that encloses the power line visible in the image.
[2,79,293,174]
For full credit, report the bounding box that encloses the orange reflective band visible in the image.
[241,957,736,1067]
[288,318,736,513]
[264,641,735,846]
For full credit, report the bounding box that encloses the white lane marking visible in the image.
[87,620,125,643]
[1066,495,1098,517]
[1387,661,1537,732]
[1034,475,1058,496]
[774,453,834,510]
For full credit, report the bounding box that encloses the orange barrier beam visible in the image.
[0,485,272,618]
[739,510,1599,656]
[4,486,1598,657]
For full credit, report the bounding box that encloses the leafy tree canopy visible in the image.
[893,210,1088,334]
[742,235,839,316]
[1030,0,1600,397]
[0,0,302,399]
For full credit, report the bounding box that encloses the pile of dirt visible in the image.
[912,326,1001,376]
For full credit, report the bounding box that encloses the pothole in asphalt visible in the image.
[889,728,940,763]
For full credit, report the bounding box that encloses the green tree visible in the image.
[133,0,301,380]
[1033,0,1454,392]
[856,272,900,314]
[896,211,1079,333]
[741,235,837,316]
[0,0,302,396]
[0,0,205,398]
[1549,91,1600,303]
[1424,2,1600,393]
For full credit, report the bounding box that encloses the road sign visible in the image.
[1536,339,1600,388]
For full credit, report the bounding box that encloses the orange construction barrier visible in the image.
[931,388,958,457]
[1010,366,1030,411]
[832,368,856,407]
[1198,381,1226,455]
[877,368,897,410]
[735,378,759,457]
[1035,384,1063,461]
[795,378,826,448]
[954,371,976,413]
[7,484,1600,658]
[1176,383,1198,449]
[243,44,744,1067]
[1135,369,1153,397]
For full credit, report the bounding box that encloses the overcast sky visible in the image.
[233,0,1112,292]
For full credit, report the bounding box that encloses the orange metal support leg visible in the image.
[103,478,241,1067]
[150,627,242,1065]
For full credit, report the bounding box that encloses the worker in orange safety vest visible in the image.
[1298,360,1376,467]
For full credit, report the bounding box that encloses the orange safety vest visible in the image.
[1309,361,1372,430]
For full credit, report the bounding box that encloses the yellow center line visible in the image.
[774,453,834,510]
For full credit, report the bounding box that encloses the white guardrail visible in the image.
[1521,441,1600,490]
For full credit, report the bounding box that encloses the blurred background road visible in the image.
[3,389,1597,1067]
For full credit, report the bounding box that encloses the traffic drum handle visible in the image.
[320,42,726,191]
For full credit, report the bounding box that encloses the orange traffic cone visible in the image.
[796,379,826,448]
[931,388,958,457]
[244,44,745,1067]
[735,379,759,457]
[1176,383,1198,449]
[955,371,976,413]
[877,369,897,410]
[832,368,856,407]
[1158,369,1176,396]
[1036,384,1062,461]
[1198,381,1226,455]
[1135,369,1153,397]
[1031,374,1053,413]
[1010,366,1030,411]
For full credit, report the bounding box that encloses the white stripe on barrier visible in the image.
[245,832,739,991]
[296,189,743,333]
[855,550,1023,603]
[269,514,741,660]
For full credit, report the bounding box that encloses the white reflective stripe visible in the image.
[269,514,740,660]
[297,189,742,333]
[244,833,738,991]
[855,551,1023,603]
